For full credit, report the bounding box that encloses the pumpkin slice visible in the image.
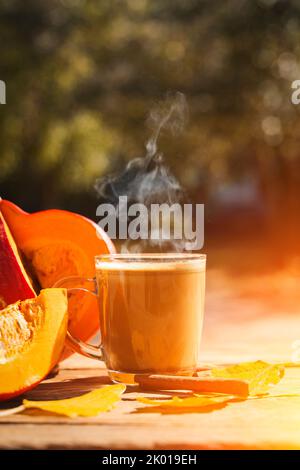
[0,212,36,308]
[0,200,115,359]
[0,288,68,401]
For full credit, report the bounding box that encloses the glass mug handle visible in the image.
[53,276,103,361]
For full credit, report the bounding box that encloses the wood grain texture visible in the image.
[1,270,300,449]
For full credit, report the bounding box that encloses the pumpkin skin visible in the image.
[0,199,115,359]
[0,212,36,307]
[0,288,68,401]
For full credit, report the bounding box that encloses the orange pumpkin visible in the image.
[0,212,35,307]
[0,199,115,358]
[0,289,68,400]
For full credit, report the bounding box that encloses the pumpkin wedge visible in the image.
[0,199,115,358]
[0,212,35,308]
[0,288,68,401]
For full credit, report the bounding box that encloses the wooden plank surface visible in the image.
[1,269,300,449]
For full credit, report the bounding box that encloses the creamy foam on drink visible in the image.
[96,256,205,375]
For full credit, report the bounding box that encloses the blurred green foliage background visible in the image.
[1,0,300,265]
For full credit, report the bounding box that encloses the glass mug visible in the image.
[54,253,206,384]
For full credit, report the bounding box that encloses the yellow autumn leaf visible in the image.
[138,394,230,410]
[211,361,284,396]
[23,384,126,417]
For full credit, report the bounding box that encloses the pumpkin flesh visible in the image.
[0,288,68,400]
[0,200,115,358]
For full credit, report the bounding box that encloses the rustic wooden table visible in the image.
[1,269,300,449]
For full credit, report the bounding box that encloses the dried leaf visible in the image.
[23,384,126,417]
[211,361,284,396]
[138,394,230,411]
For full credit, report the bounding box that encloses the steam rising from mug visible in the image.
[146,91,188,158]
[95,92,203,252]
